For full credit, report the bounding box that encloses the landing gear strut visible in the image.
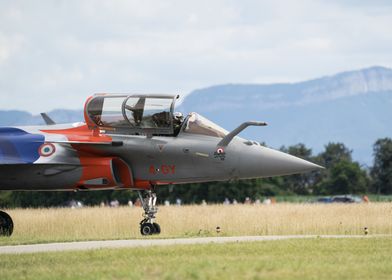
[138,190,161,236]
[0,211,13,236]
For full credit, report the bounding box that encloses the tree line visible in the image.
[1,138,392,208]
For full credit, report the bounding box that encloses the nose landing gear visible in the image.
[138,190,161,236]
[0,210,13,236]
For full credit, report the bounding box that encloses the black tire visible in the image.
[140,223,155,236]
[0,211,13,237]
[153,223,161,234]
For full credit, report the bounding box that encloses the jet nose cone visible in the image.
[272,151,324,175]
[259,147,323,176]
[239,146,324,178]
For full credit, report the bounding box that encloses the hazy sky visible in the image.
[1,0,392,113]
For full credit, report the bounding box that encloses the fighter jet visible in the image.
[0,94,322,236]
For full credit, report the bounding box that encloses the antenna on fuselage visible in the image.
[40,113,56,125]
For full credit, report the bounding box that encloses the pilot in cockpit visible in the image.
[173,112,184,135]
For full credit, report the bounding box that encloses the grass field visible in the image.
[1,237,391,279]
[1,203,391,245]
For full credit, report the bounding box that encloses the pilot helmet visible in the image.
[173,112,183,120]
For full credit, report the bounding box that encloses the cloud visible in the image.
[0,0,391,113]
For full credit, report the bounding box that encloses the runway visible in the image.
[0,234,388,255]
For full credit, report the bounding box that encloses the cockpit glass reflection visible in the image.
[184,113,228,138]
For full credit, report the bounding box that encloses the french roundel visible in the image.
[216,148,224,154]
[39,143,56,157]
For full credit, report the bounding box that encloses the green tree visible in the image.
[157,177,286,204]
[371,138,392,194]
[314,142,369,195]
[0,190,138,208]
[317,160,368,194]
[318,142,352,169]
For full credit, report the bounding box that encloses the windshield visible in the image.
[184,113,228,138]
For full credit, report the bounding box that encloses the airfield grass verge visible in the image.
[0,237,391,280]
[1,203,392,245]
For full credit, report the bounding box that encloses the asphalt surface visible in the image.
[0,234,388,255]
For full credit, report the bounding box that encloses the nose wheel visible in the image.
[140,222,161,235]
[138,190,161,235]
[0,210,13,236]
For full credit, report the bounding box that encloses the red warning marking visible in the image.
[149,165,156,175]
[149,165,176,175]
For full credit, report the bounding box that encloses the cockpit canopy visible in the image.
[86,94,176,135]
[85,94,228,138]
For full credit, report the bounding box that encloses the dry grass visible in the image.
[1,203,392,245]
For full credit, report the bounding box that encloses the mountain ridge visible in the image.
[181,66,392,112]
